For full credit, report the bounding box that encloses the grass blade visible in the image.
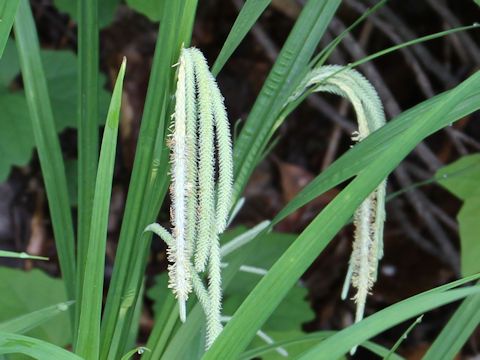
[0,333,83,360]
[0,301,74,334]
[0,0,19,58]
[75,57,126,360]
[75,0,100,334]
[13,0,76,302]
[384,316,423,360]
[239,331,404,360]
[211,0,271,76]
[422,290,480,360]
[0,250,48,260]
[297,287,480,360]
[99,2,198,357]
[231,0,341,202]
[202,71,480,360]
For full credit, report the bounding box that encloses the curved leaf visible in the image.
[0,333,82,360]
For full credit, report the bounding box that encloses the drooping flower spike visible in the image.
[290,65,387,338]
[145,47,233,349]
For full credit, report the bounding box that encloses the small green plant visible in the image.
[1,0,480,359]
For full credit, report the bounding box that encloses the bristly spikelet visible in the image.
[184,49,198,259]
[168,48,192,322]
[290,65,387,335]
[146,46,233,348]
[206,70,233,234]
[192,49,216,273]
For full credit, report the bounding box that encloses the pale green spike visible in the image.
[144,223,174,247]
[206,231,223,349]
[148,46,233,345]
[206,69,233,234]
[288,65,387,337]
[191,48,216,273]
[184,49,198,259]
[168,49,192,321]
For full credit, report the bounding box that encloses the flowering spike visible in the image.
[290,65,387,338]
[147,47,233,347]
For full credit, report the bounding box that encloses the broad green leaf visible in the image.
[0,267,71,347]
[14,0,76,302]
[475,0,480,7]
[126,0,162,22]
[75,58,126,359]
[203,70,480,360]
[0,250,47,260]
[458,195,480,276]
[0,333,82,360]
[297,286,480,359]
[211,0,271,76]
[0,92,35,181]
[0,40,19,86]
[0,40,110,182]
[436,154,480,276]
[0,301,73,335]
[437,153,480,200]
[222,230,314,334]
[0,0,19,58]
[52,0,120,29]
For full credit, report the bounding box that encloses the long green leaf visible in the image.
[75,57,126,360]
[211,0,270,76]
[14,0,76,302]
[232,0,341,202]
[239,331,404,360]
[75,0,100,334]
[0,333,83,360]
[297,287,480,359]
[422,291,480,360]
[0,0,19,58]
[202,70,480,360]
[0,301,74,334]
[0,250,47,260]
[99,1,198,358]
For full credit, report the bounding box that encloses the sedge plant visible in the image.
[1,0,480,359]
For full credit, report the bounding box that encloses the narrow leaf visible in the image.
[297,287,480,359]
[14,0,76,301]
[423,290,480,360]
[0,333,83,360]
[0,250,47,260]
[75,57,126,359]
[232,0,341,202]
[75,0,100,333]
[211,0,271,76]
[0,301,74,335]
